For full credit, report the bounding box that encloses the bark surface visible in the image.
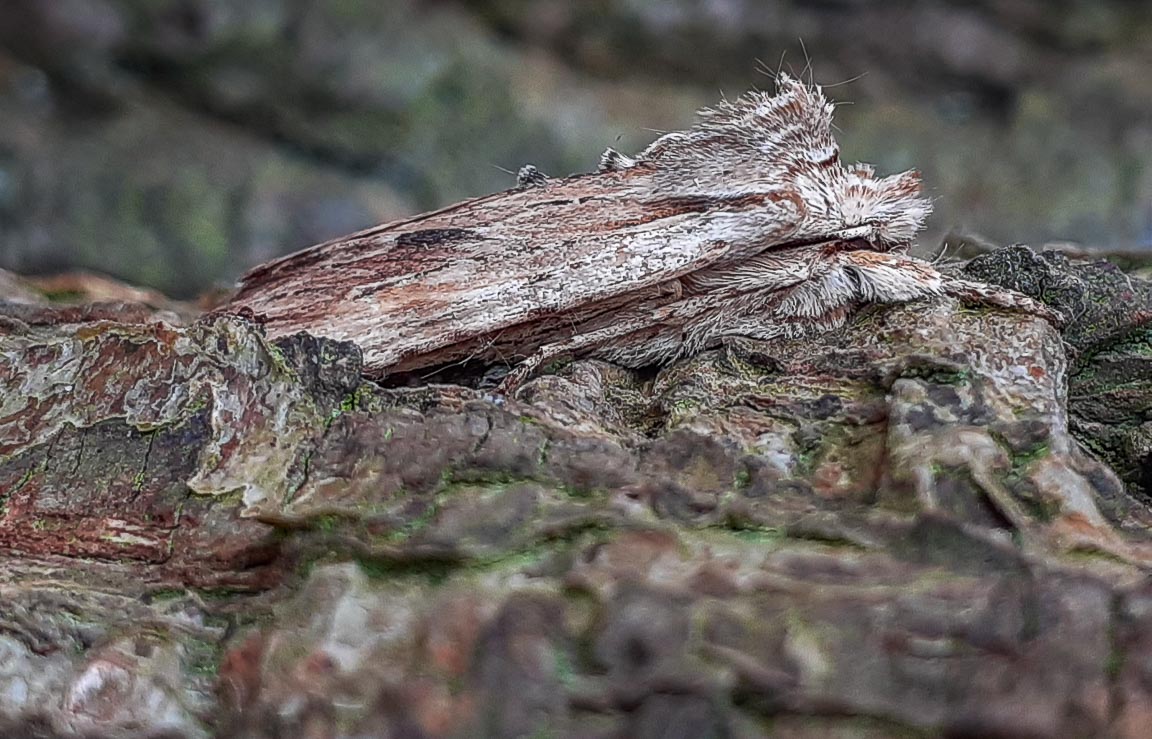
[0,248,1151,737]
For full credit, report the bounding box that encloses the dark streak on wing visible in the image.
[233,187,524,289]
[527,199,580,209]
[597,192,783,231]
[644,192,771,212]
[394,228,479,248]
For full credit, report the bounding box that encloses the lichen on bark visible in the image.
[1,247,1152,737]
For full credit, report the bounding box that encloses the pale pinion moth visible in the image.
[222,73,1061,389]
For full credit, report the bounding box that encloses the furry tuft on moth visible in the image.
[222,73,1062,391]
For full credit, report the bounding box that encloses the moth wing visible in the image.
[224,176,803,373]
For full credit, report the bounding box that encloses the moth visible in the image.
[222,73,1061,390]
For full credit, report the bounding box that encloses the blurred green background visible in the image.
[0,0,1150,298]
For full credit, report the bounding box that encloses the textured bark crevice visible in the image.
[1,248,1151,737]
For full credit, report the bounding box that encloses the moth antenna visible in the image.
[758,49,787,84]
[490,343,514,371]
[930,240,950,265]
[822,71,868,88]
[753,57,772,81]
[797,37,814,86]
[829,99,854,135]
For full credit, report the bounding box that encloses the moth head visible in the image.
[834,165,932,250]
[622,73,933,250]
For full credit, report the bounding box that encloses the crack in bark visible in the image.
[127,431,156,506]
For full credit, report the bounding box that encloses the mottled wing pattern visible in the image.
[226,178,804,372]
[224,73,945,379]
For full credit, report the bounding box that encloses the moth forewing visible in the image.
[226,177,810,374]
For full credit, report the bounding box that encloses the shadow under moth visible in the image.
[222,74,1061,390]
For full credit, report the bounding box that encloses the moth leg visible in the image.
[939,277,1066,328]
[719,335,784,373]
[498,312,670,393]
[836,251,1065,328]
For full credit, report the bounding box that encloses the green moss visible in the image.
[14,463,41,490]
[336,385,376,415]
[42,289,86,303]
[323,407,343,430]
[482,549,549,572]
[144,588,189,603]
[182,634,226,682]
[724,526,785,545]
[187,485,245,506]
[183,396,210,414]
[2,462,43,515]
[200,449,223,471]
[1010,443,1051,470]
[556,483,603,500]
[1065,545,1135,569]
[552,647,576,688]
[542,359,572,375]
[353,554,458,585]
[668,398,702,418]
[999,442,1059,521]
[792,448,816,476]
[381,499,439,544]
[1108,327,1152,356]
[263,343,295,377]
[313,514,343,533]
